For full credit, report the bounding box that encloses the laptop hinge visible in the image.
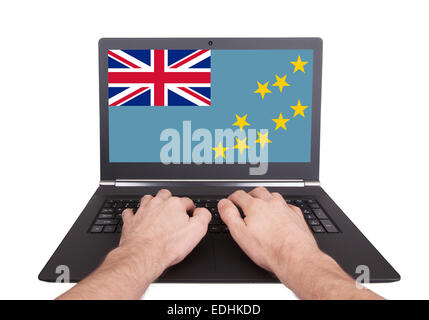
[304,180,321,187]
[100,180,116,186]
[108,179,311,187]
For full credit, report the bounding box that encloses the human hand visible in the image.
[59,187,382,300]
[115,189,211,282]
[218,187,320,283]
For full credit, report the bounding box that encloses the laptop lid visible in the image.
[98,38,322,181]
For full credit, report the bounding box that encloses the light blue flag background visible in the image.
[109,49,313,162]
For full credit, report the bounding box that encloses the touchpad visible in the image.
[214,234,276,281]
[158,234,215,281]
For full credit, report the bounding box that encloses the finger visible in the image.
[190,207,212,227]
[271,192,287,206]
[181,197,195,212]
[155,189,172,200]
[271,192,289,208]
[139,194,153,209]
[249,187,272,201]
[290,205,301,214]
[122,208,133,225]
[218,199,247,235]
[180,208,211,253]
[289,205,304,218]
[289,206,309,228]
[228,190,253,211]
[218,199,258,262]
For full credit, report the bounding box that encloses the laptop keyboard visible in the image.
[89,198,339,234]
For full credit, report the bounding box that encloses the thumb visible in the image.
[189,207,212,232]
[178,207,211,258]
[122,208,134,226]
[218,199,247,236]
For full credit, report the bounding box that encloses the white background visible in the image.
[0,0,428,300]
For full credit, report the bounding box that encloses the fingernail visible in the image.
[218,198,228,209]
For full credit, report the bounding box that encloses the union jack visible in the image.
[108,49,211,106]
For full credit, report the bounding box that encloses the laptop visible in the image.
[39,38,400,283]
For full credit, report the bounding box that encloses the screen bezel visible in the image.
[99,38,322,180]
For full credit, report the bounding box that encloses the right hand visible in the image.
[218,187,320,277]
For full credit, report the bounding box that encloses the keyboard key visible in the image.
[307,219,320,226]
[211,214,222,225]
[99,213,115,219]
[304,214,316,220]
[101,208,114,214]
[113,201,123,208]
[309,203,320,209]
[311,226,326,233]
[194,200,205,207]
[209,225,221,233]
[312,209,328,219]
[320,220,338,233]
[206,202,217,208]
[302,208,312,214]
[103,225,116,233]
[90,225,103,233]
[103,202,112,208]
[95,219,119,225]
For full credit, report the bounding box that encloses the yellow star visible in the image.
[255,131,272,149]
[272,113,290,131]
[290,99,309,117]
[254,81,271,99]
[272,74,290,92]
[233,137,249,155]
[232,114,250,131]
[212,141,228,159]
[290,56,308,73]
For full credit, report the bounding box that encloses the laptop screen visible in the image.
[107,49,313,165]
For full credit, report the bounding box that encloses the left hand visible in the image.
[115,189,212,281]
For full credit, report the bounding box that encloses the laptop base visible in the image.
[39,185,400,283]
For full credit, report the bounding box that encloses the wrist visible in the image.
[272,245,326,287]
[104,244,166,285]
[274,246,353,299]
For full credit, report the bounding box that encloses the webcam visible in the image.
[208,40,213,46]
